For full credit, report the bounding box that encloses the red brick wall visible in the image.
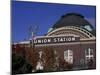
[12,40,96,70]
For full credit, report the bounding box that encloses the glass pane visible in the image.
[85,49,89,55]
[90,49,93,55]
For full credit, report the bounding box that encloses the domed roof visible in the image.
[53,13,92,29]
[51,13,95,36]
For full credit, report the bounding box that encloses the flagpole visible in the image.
[32,32,34,48]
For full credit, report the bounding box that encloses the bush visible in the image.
[12,53,32,74]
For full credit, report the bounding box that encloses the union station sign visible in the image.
[33,36,80,44]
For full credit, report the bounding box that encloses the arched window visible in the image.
[64,50,73,64]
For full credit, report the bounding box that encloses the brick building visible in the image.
[12,13,96,72]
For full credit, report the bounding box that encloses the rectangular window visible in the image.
[85,48,94,61]
[64,50,73,64]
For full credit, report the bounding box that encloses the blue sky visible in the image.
[12,1,96,42]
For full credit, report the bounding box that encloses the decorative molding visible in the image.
[35,41,96,47]
[47,26,95,39]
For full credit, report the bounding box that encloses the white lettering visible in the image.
[33,36,78,44]
[67,37,71,41]
[48,39,51,42]
[54,38,57,42]
[34,40,37,43]
[60,38,64,42]
[38,40,41,43]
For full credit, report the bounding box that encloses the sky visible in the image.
[12,1,96,42]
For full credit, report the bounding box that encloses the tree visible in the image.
[87,59,94,69]
[12,44,38,74]
[43,47,55,72]
[25,47,39,72]
[59,60,73,71]
[12,53,32,74]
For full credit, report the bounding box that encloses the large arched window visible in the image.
[64,50,73,64]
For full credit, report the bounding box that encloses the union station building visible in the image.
[12,13,96,72]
